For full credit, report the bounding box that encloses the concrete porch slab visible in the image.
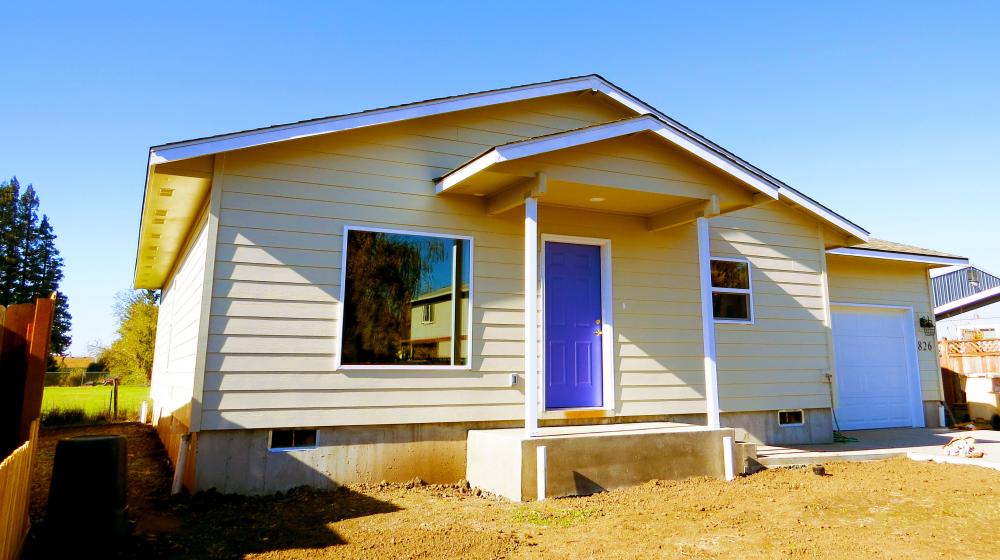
[757,428,1000,468]
[466,422,739,501]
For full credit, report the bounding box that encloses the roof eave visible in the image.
[935,284,1000,319]
[827,247,968,266]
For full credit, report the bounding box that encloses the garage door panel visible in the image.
[832,307,919,430]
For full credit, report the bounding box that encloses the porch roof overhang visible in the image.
[435,115,869,241]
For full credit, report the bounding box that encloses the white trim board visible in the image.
[827,247,967,266]
[539,234,616,413]
[150,75,602,164]
[335,224,474,371]
[436,115,781,201]
[709,255,755,325]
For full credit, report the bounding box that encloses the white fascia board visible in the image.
[781,188,870,240]
[150,76,605,164]
[930,264,968,278]
[436,115,781,199]
[935,284,1000,317]
[827,246,968,266]
[647,124,779,199]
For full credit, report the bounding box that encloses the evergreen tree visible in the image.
[0,177,72,354]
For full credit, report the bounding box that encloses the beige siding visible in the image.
[825,255,940,400]
[198,92,847,430]
[711,202,832,412]
[150,210,209,427]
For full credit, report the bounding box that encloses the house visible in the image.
[932,265,1000,424]
[933,265,1000,337]
[138,75,968,496]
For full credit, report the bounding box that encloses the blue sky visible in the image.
[2,2,997,354]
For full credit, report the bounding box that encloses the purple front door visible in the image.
[544,242,604,409]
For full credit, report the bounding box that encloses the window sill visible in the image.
[337,364,473,371]
[714,319,754,325]
[268,447,318,453]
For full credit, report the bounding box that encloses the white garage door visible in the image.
[832,306,921,430]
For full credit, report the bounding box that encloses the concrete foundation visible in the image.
[466,422,736,501]
[188,415,709,494]
[184,412,828,495]
[723,408,834,445]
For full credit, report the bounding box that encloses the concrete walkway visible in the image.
[757,428,1000,469]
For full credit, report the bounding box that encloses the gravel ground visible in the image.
[26,423,1000,559]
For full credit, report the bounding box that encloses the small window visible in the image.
[778,410,804,426]
[341,228,471,367]
[270,429,318,450]
[710,258,753,323]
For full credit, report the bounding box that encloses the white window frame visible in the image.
[538,234,616,413]
[336,225,474,371]
[421,303,434,324]
[710,256,754,325]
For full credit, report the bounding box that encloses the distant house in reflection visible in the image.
[405,284,470,364]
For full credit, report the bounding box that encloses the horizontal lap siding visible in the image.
[710,203,832,412]
[826,255,940,400]
[200,93,845,429]
[203,94,643,430]
[150,212,209,425]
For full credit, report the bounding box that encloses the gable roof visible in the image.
[139,74,887,288]
[436,115,780,200]
[933,265,1000,319]
[144,74,869,240]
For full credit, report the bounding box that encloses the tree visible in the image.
[0,177,72,353]
[101,290,158,384]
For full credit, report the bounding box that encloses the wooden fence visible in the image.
[939,338,1000,408]
[0,420,38,560]
[0,295,56,560]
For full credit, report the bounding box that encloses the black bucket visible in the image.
[45,435,131,552]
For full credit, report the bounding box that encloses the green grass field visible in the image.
[41,386,150,425]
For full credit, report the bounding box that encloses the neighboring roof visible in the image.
[827,238,968,266]
[933,265,1000,319]
[412,284,470,304]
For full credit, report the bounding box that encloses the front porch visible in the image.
[467,422,752,501]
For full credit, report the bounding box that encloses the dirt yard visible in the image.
[26,424,1000,559]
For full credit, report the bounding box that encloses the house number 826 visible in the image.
[916,341,934,351]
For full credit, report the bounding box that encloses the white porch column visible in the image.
[697,217,722,429]
[524,197,540,437]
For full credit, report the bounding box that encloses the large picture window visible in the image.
[340,227,471,367]
[710,257,753,323]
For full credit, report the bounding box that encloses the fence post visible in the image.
[112,378,119,420]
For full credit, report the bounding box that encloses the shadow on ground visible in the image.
[25,423,400,559]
